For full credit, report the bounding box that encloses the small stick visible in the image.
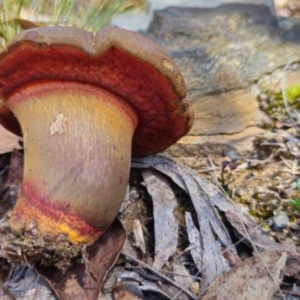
[280,289,300,297]
[122,252,197,300]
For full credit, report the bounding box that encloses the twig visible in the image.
[198,166,220,173]
[122,252,197,300]
[163,270,201,280]
[280,289,300,297]
[171,270,201,300]
[220,216,294,254]
[125,267,168,283]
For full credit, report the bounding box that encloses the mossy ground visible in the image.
[259,84,300,122]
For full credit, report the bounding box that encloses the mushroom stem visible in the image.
[7,81,138,245]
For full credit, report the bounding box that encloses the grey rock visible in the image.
[111,0,276,31]
[271,212,289,231]
[147,4,280,94]
[143,4,300,156]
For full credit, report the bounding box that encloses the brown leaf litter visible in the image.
[0,151,299,299]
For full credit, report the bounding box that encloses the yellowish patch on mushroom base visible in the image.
[9,184,104,245]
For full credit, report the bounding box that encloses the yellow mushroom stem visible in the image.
[7,81,138,245]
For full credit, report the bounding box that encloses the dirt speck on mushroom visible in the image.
[50,114,67,135]
[176,74,182,84]
[162,59,174,71]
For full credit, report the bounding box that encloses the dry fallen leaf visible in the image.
[133,156,233,292]
[185,212,203,271]
[201,250,287,300]
[284,253,300,280]
[0,125,21,155]
[132,155,285,294]
[37,219,126,300]
[12,19,40,30]
[112,282,143,300]
[173,261,194,290]
[7,149,23,198]
[132,219,146,254]
[142,169,178,271]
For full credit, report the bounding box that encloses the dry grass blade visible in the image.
[122,252,197,300]
[281,57,300,133]
[0,0,145,51]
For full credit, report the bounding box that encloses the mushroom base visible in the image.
[10,185,104,245]
[0,211,87,272]
[5,81,138,246]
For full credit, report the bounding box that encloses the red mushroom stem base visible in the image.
[6,81,138,245]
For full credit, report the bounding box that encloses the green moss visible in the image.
[286,84,300,105]
[249,208,272,219]
[261,84,300,120]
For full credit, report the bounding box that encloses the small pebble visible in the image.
[129,187,139,201]
[271,212,289,231]
[224,150,239,161]
[258,93,269,101]
[289,222,300,231]
[190,281,200,295]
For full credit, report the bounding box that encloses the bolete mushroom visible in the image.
[0,27,193,247]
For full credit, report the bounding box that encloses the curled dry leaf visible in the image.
[112,282,143,300]
[4,264,56,300]
[185,212,202,271]
[36,219,126,300]
[201,251,287,300]
[7,149,23,198]
[284,254,300,279]
[0,125,21,155]
[11,19,40,30]
[132,155,285,294]
[142,169,178,271]
[133,219,146,254]
[133,156,233,292]
[173,261,194,290]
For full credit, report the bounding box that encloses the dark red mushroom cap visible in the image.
[0,26,193,156]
